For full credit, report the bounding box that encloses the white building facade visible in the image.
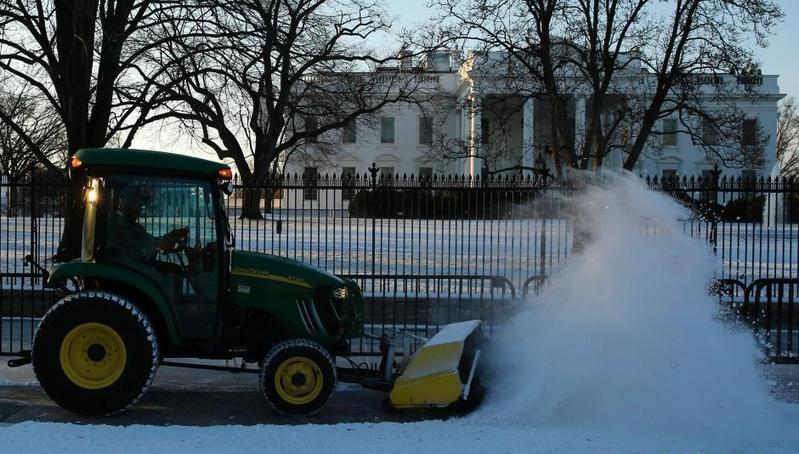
[283,51,784,206]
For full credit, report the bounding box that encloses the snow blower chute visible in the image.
[339,320,485,410]
[388,320,484,408]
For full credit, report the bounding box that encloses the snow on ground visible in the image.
[3,212,797,291]
[3,173,799,452]
[6,416,799,454]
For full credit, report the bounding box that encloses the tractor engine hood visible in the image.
[229,250,344,289]
[227,250,364,342]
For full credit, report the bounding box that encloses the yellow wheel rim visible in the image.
[274,356,324,405]
[59,322,127,390]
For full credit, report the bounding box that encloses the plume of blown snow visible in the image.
[477,172,799,444]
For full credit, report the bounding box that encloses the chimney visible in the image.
[399,49,413,71]
[425,49,451,72]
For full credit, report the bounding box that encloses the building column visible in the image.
[522,98,535,177]
[574,95,587,168]
[467,95,481,182]
[457,101,469,177]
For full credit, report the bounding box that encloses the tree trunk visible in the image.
[51,0,100,262]
[8,185,18,217]
[262,188,275,214]
[239,175,264,220]
[54,173,85,261]
[238,151,275,219]
[624,83,669,171]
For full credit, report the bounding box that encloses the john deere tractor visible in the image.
[25,148,483,416]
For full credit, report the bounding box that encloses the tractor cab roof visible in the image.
[73,148,230,178]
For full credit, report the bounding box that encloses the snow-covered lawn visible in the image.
[2,214,797,289]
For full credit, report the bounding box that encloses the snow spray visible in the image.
[477,172,796,443]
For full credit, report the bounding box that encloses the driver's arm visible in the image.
[156,227,189,252]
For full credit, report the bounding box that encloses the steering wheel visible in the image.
[161,227,189,254]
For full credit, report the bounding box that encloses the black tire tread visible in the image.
[259,338,336,416]
[32,290,160,416]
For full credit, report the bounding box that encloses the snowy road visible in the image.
[4,419,764,454]
[1,363,799,453]
[1,396,798,453]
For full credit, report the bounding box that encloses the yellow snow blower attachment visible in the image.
[388,320,484,409]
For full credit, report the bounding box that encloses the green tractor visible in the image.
[26,148,484,416]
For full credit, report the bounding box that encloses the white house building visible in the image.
[281,50,784,206]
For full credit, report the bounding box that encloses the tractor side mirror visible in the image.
[221,181,234,196]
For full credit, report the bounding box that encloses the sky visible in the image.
[385,0,799,99]
[133,0,799,156]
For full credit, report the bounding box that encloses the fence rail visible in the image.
[2,169,798,360]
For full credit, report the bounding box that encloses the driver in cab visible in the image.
[107,189,188,263]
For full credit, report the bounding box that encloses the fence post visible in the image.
[30,174,39,286]
[533,155,551,276]
[369,162,378,276]
[710,164,721,254]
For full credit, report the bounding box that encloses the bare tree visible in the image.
[0,0,192,259]
[622,0,781,171]
[417,0,576,175]
[0,86,65,181]
[777,97,799,177]
[418,0,782,176]
[0,87,66,216]
[137,0,436,218]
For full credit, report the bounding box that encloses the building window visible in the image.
[480,118,490,144]
[379,166,395,186]
[341,166,356,200]
[303,166,318,201]
[662,119,678,146]
[304,116,318,143]
[702,119,719,145]
[380,117,395,144]
[419,117,433,145]
[342,121,356,144]
[742,118,759,147]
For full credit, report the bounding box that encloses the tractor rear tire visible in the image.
[259,339,336,416]
[32,291,160,416]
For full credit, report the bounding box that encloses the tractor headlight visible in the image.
[86,178,100,205]
[332,286,349,300]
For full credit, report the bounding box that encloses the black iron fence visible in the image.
[1,169,798,360]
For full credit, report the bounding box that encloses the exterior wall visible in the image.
[282,93,464,209]
[637,94,782,180]
[281,55,783,208]
[287,96,463,178]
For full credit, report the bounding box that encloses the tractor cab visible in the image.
[81,171,227,339]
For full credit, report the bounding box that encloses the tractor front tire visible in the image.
[32,291,160,416]
[259,339,336,416]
